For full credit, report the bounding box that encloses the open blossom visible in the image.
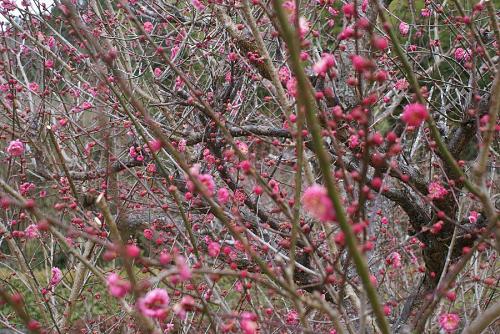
[240,312,258,334]
[298,17,310,39]
[227,52,238,62]
[399,22,410,36]
[454,48,472,62]
[81,101,93,110]
[146,163,156,173]
[239,160,252,173]
[106,273,131,298]
[138,288,170,319]
[191,0,205,11]
[208,241,221,257]
[173,295,195,320]
[198,174,216,196]
[235,280,244,292]
[6,139,25,157]
[468,211,479,223]
[50,267,63,286]
[348,134,360,148]
[44,59,54,69]
[401,103,429,127]
[386,252,402,268]
[175,255,192,281]
[395,79,409,91]
[143,228,154,240]
[421,8,431,17]
[428,182,448,200]
[186,165,216,196]
[153,67,162,77]
[439,313,460,332]
[286,310,299,325]
[28,82,39,92]
[283,0,296,17]
[24,224,40,239]
[19,182,35,196]
[129,146,138,158]
[351,55,370,72]
[46,36,55,48]
[217,187,230,204]
[234,189,247,204]
[313,53,336,77]
[286,77,297,97]
[143,21,153,34]
[236,141,249,155]
[278,66,291,83]
[302,184,336,222]
[178,138,187,152]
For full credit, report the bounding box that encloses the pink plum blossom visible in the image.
[386,252,402,268]
[80,101,93,110]
[24,224,40,240]
[192,0,205,11]
[28,82,39,93]
[454,48,472,62]
[143,228,154,240]
[298,17,310,39]
[208,241,221,257]
[401,103,429,127]
[302,184,336,222]
[173,295,195,320]
[217,187,230,204]
[178,138,187,152]
[106,273,131,298]
[421,8,431,17]
[6,139,25,157]
[342,3,355,18]
[428,182,448,200]
[44,59,54,69]
[175,255,192,281]
[19,182,35,196]
[138,288,170,319]
[439,313,460,332]
[50,267,63,286]
[147,139,162,153]
[399,22,410,36]
[240,312,258,334]
[143,21,153,34]
[468,211,479,223]
[313,53,336,77]
[186,165,216,196]
[154,67,163,77]
[395,79,409,91]
[286,310,299,325]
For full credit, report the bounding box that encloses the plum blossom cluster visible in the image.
[0,0,496,333]
[428,181,449,200]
